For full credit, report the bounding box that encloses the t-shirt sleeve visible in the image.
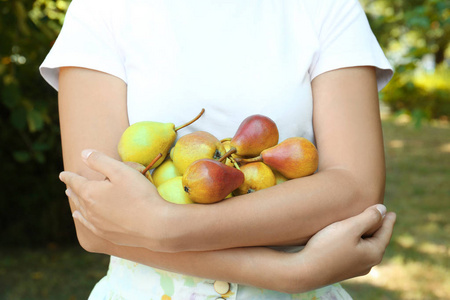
[39,0,126,91]
[307,0,393,91]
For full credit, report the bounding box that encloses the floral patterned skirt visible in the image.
[88,256,353,300]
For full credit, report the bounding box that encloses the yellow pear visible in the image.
[118,121,175,169]
[152,158,182,187]
[123,161,153,184]
[221,139,242,168]
[169,146,175,160]
[117,109,205,170]
[172,131,226,174]
[157,176,194,204]
[273,169,288,185]
[234,162,276,195]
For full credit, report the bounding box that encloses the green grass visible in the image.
[0,246,109,300]
[342,117,450,299]
[1,117,449,299]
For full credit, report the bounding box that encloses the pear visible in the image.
[182,159,244,204]
[221,138,242,168]
[219,114,279,162]
[157,176,194,204]
[233,162,276,196]
[123,161,154,184]
[237,137,319,179]
[152,158,182,187]
[172,131,226,174]
[273,169,288,185]
[117,109,205,169]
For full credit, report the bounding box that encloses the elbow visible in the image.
[352,170,386,211]
[337,167,385,214]
[360,169,386,207]
[78,237,99,254]
[72,223,105,254]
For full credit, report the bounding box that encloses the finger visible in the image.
[350,204,386,237]
[80,149,127,182]
[60,171,90,195]
[65,188,87,217]
[363,204,388,237]
[371,212,396,249]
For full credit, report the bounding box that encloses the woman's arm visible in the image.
[58,67,129,251]
[60,66,386,252]
[58,66,395,293]
[107,206,396,294]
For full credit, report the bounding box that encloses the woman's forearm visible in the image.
[85,204,395,294]
[106,243,298,293]
[165,166,378,252]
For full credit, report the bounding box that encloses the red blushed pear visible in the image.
[237,137,319,179]
[220,114,279,162]
[182,159,245,204]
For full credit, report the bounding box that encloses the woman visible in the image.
[41,0,396,298]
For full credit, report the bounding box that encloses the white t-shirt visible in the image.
[40,0,392,145]
[40,0,393,298]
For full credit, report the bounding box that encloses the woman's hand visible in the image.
[60,149,173,251]
[284,204,396,293]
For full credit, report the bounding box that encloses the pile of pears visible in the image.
[118,109,319,205]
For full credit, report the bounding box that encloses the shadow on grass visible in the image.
[342,282,402,300]
[0,246,109,300]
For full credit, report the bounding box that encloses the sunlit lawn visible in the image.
[1,117,449,300]
[342,116,450,299]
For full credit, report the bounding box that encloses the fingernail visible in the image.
[81,149,94,160]
[59,172,64,181]
[65,188,72,197]
[375,204,386,218]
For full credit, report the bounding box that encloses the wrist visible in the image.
[275,250,317,294]
[145,197,199,253]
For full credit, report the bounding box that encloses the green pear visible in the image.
[118,121,175,169]
[152,158,182,187]
[117,109,205,170]
[157,176,194,204]
[172,131,226,174]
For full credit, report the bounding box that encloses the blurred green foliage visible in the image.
[0,0,73,246]
[362,0,450,121]
[0,0,449,246]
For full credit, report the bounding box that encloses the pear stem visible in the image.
[218,147,237,163]
[174,108,205,132]
[142,153,163,175]
[234,156,262,164]
[231,158,241,170]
